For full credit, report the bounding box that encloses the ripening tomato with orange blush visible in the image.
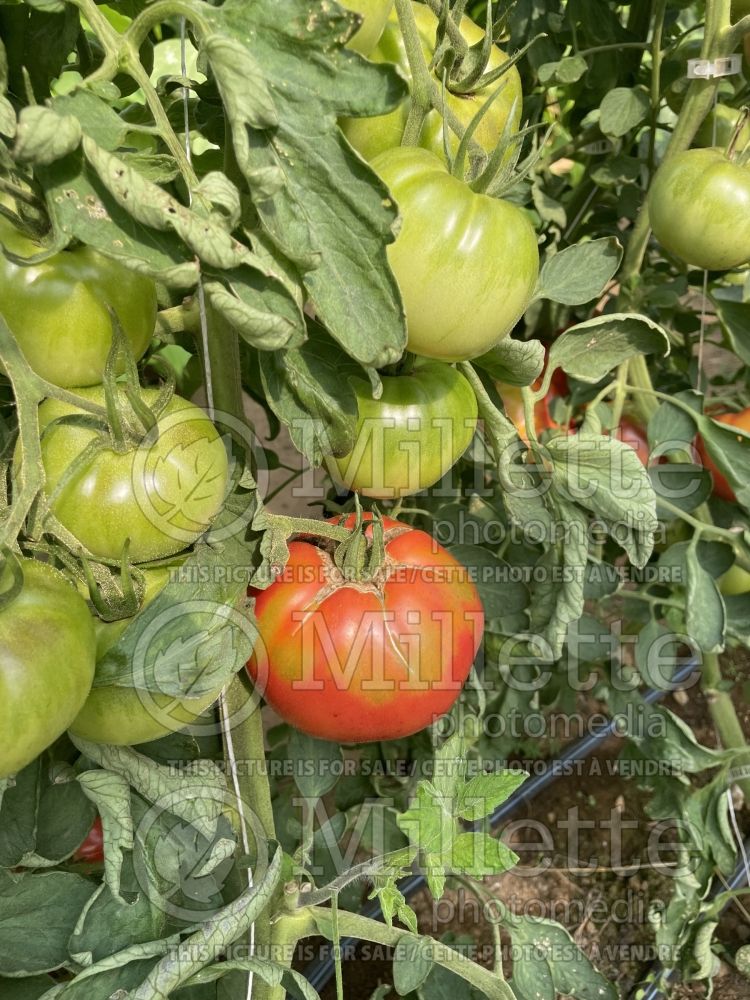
[247,516,484,743]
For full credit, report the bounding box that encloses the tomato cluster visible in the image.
[0,218,231,776]
[332,1,539,499]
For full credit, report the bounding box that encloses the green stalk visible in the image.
[701,653,750,799]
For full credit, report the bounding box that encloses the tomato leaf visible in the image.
[259,320,362,464]
[289,730,343,800]
[473,338,545,387]
[200,0,409,369]
[712,295,750,366]
[393,937,434,996]
[685,542,726,653]
[447,544,529,621]
[535,237,622,306]
[0,871,96,975]
[457,771,528,822]
[76,769,133,903]
[528,497,588,661]
[547,313,670,382]
[508,917,617,1000]
[547,432,658,567]
[599,86,650,137]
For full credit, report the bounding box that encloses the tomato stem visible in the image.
[701,652,750,800]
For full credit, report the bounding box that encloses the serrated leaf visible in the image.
[202,0,409,369]
[528,498,589,660]
[536,237,622,306]
[204,270,305,351]
[38,153,200,287]
[473,338,545,387]
[450,832,519,877]
[72,741,228,845]
[457,772,528,822]
[83,138,249,271]
[77,770,133,902]
[547,313,670,382]
[548,433,658,566]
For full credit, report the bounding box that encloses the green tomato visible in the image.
[694,104,750,149]
[70,566,225,746]
[373,146,539,361]
[341,0,394,56]
[0,559,96,778]
[0,217,157,388]
[648,148,750,270]
[719,563,750,596]
[32,387,230,562]
[340,1,522,163]
[328,361,477,498]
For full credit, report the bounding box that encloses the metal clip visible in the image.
[686,55,742,79]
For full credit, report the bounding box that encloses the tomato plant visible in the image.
[0,217,157,388]
[374,146,539,361]
[648,148,750,270]
[248,514,484,743]
[341,0,393,56]
[32,387,230,562]
[341,1,522,162]
[69,565,227,745]
[0,558,95,778]
[1,1,749,998]
[328,359,477,497]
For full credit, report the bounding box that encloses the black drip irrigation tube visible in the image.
[298,659,707,996]
[632,838,750,1000]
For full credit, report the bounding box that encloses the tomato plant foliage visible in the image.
[0,0,749,999]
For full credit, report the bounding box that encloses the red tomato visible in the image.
[613,418,650,467]
[73,816,103,863]
[695,409,750,503]
[247,516,484,743]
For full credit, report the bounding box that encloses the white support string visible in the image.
[179,18,254,999]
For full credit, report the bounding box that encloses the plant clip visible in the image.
[686,55,742,79]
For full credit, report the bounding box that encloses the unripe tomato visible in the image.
[0,559,96,778]
[31,387,230,562]
[0,217,156,388]
[694,104,750,150]
[695,408,750,502]
[69,567,226,746]
[73,816,104,863]
[374,147,539,361]
[328,361,477,498]
[247,516,484,743]
[341,0,393,56]
[341,1,522,163]
[719,563,750,596]
[648,149,750,270]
